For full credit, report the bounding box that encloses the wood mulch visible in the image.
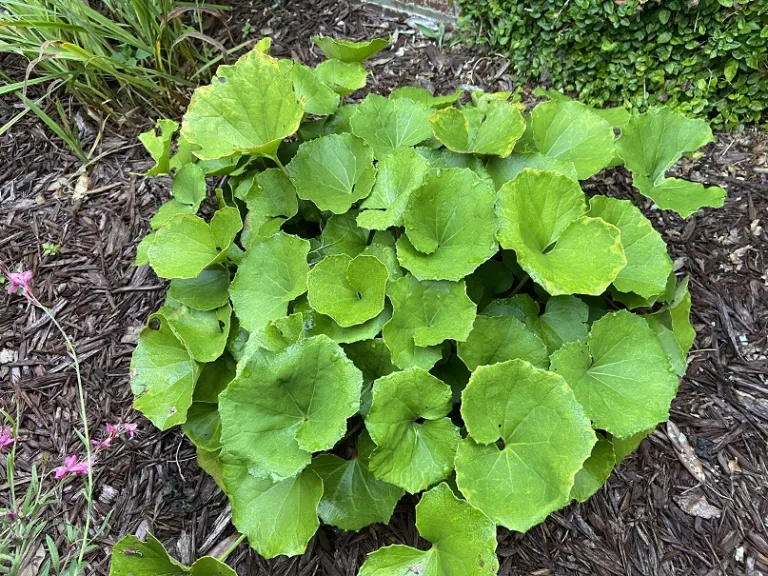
[1,1,767,574]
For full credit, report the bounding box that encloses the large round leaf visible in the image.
[307,254,388,327]
[287,133,376,214]
[633,175,726,218]
[296,297,393,344]
[496,169,626,295]
[311,35,390,62]
[390,86,463,108]
[397,168,498,281]
[455,359,595,532]
[229,232,310,333]
[365,369,460,493]
[530,100,616,179]
[382,275,476,370]
[221,453,322,559]
[234,168,298,220]
[350,94,434,158]
[218,335,362,480]
[167,265,230,311]
[130,314,200,431]
[311,212,368,263]
[181,49,304,160]
[358,483,498,576]
[309,430,403,531]
[356,147,430,230]
[550,310,678,438]
[486,152,578,190]
[588,196,673,299]
[430,101,525,157]
[457,314,548,371]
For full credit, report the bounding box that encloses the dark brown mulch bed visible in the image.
[1,1,767,575]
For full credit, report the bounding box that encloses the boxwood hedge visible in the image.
[458,0,767,128]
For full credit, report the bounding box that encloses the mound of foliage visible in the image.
[458,0,767,128]
[112,35,725,575]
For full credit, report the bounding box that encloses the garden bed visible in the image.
[1,1,767,574]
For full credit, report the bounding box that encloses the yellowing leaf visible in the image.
[430,101,525,157]
[181,49,304,160]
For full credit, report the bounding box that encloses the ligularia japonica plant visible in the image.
[112,35,725,576]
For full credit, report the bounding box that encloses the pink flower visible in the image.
[54,455,90,479]
[0,427,14,451]
[106,424,120,436]
[6,270,33,301]
[90,437,113,449]
[123,423,138,439]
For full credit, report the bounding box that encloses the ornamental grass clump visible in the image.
[116,36,724,575]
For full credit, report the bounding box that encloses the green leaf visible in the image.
[307,254,389,327]
[457,315,548,371]
[455,359,595,531]
[172,163,207,207]
[530,100,616,179]
[161,299,231,363]
[234,168,298,219]
[135,233,155,266]
[219,335,362,480]
[616,107,714,185]
[397,168,498,281]
[645,276,696,356]
[587,196,672,298]
[138,119,178,176]
[382,275,476,370]
[181,402,221,451]
[612,429,652,463]
[350,94,434,158]
[365,369,460,493]
[287,133,376,214]
[362,231,405,280]
[298,299,393,344]
[550,310,678,438]
[147,212,241,279]
[130,314,200,431]
[314,59,368,97]
[167,265,230,311]
[430,101,525,157]
[181,49,304,160]
[197,448,225,489]
[221,454,323,559]
[309,430,403,531]
[342,338,397,384]
[486,152,578,190]
[229,231,310,332]
[311,212,369,263]
[280,59,340,116]
[390,86,463,108]
[633,175,726,218]
[724,59,739,83]
[311,35,390,62]
[571,433,615,503]
[465,259,515,310]
[497,169,626,295]
[357,147,430,230]
[150,200,197,230]
[193,354,236,403]
[109,533,236,576]
[358,483,498,576]
[415,146,494,185]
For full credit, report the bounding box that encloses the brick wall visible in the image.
[363,0,460,21]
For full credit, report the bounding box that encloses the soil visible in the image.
[1,1,767,575]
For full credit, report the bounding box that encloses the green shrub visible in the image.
[458,0,768,128]
[114,36,724,575]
